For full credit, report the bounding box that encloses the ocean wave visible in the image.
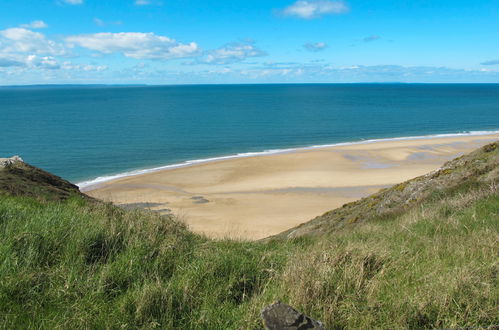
[77,129,499,190]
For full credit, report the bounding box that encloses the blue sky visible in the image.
[1,0,499,84]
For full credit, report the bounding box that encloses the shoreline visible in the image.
[85,132,499,239]
[78,129,499,191]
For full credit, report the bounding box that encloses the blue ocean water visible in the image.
[1,84,498,185]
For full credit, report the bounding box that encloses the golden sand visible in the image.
[84,134,499,240]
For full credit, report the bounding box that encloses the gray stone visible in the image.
[261,301,325,330]
[0,156,23,167]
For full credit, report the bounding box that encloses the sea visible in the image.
[1,84,498,187]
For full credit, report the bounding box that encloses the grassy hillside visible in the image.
[0,159,86,201]
[272,141,499,240]
[0,143,498,329]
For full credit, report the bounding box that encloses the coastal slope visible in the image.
[0,142,498,328]
[0,156,85,201]
[272,141,499,239]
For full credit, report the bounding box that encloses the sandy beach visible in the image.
[84,133,499,239]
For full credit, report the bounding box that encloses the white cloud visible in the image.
[230,63,499,82]
[20,20,48,29]
[303,42,328,52]
[66,32,199,60]
[62,0,83,4]
[282,0,349,19]
[0,27,75,72]
[201,41,266,64]
[0,28,67,68]
[0,28,66,55]
[3,61,499,85]
[37,56,60,69]
[62,61,108,71]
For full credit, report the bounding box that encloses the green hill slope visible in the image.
[0,157,85,201]
[272,141,499,240]
[0,143,497,329]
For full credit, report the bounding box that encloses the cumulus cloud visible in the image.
[66,32,199,60]
[0,28,67,68]
[282,0,349,19]
[0,28,100,73]
[363,35,381,42]
[20,20,48,29]
[201,41,267,64]
[481,59,499,66]
[303,42,328,52]
[0,28,66,55]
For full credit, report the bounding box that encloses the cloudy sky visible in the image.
[1,0,499,85]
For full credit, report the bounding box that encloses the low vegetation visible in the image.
[0,143,498,329]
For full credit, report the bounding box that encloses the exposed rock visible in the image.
[0,155,23,167]
[261,301,325,330]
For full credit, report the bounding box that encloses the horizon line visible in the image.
[3,82,499,88]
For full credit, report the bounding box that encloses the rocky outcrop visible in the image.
[0,155,23,167]
[261,301,325,330]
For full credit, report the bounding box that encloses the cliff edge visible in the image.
[0,156,85,201]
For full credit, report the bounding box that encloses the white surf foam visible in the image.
[77,129,499,190]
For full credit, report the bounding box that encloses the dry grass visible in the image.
[275,184,498,329]
[0,188,497,329]
[0,142,498,328]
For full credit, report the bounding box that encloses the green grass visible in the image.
[277,189,499,329]
[0,182,497,329]
[0,142,498,328]
[0,195,302,329]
